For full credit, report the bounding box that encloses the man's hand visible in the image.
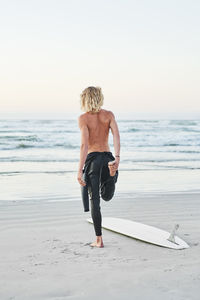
[114,156,120,170]
[108,157,120,176]
[77,170,86,186]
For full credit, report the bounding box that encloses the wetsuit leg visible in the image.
[87,155,102,236]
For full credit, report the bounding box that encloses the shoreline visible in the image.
[1,168,200,203]
[1,188,200,204]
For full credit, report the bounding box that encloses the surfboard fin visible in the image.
[167,224,180,245]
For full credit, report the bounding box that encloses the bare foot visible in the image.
[108,161,117,176]
[90,241,104,248]
[90,237,104,248]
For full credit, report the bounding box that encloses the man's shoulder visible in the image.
[78,112,87,121]
[101,109,115,117]
[78,109,115,120]
[78,113,87,128]
[78,112,86,117]
[103,109,115,120]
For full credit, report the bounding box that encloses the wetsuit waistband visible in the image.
[87,151,112,157]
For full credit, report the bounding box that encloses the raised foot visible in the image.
[108,161,117,177]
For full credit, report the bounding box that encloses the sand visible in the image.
[0,192,200,300]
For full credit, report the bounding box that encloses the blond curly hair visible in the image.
[80,86,104,113]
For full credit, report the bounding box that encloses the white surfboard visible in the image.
[87,217,189,250]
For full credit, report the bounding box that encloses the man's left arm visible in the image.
[77,115,89,186]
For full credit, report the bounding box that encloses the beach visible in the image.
[0,192,200,300]
[1,118,200,299]
[1,0,200,297]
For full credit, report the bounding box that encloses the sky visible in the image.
[0,0,200,118]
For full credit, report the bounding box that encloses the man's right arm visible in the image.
[109,111,120,167]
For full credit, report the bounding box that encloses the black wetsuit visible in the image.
[81,151,119,236]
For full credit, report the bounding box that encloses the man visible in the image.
[77,86,120,248]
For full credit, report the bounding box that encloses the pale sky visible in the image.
[0,0,200,118]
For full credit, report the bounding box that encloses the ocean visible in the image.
[0,118,200,202]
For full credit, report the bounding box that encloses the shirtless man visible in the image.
[77,86,120,248]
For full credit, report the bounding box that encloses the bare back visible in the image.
[83,109,111,153]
